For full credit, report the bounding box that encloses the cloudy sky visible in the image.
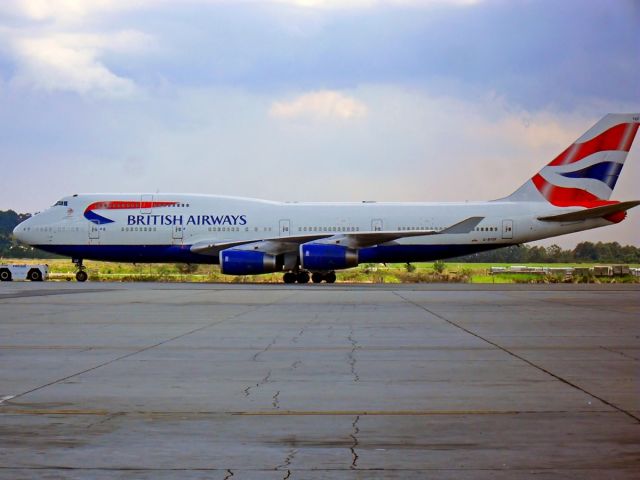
[0,0,638,247]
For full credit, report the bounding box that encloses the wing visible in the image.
[191,216,484,256]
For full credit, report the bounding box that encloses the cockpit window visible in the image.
[53,200,68,206]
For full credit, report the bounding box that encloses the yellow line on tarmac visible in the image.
[1,408,563,416]
[231,410,527,416]
[0,409,110,415]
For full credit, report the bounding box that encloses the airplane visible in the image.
[12,113,640,283]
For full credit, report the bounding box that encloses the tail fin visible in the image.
[505,113,639,206]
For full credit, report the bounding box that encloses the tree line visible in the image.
[1,209,639,263]
[455,242,640,264]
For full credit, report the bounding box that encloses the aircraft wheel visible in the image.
[325,272,337,284]
[76,270,88,282]
[311,272,324,283]
[28,269,43,281]
[283,272,296,284]
[296,271,310,284]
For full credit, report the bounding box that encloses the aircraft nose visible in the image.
[13,221,28,243]
[13,224,24,242]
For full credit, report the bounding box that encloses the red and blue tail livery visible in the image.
[511,114,639,209]
[12,113,640,283]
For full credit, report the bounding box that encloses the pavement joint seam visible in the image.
[393,291,640,424]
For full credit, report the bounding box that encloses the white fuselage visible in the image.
[13,193,611,266]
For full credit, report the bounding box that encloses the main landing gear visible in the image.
[73,258,88,282]
[283,271,307,284]
[313,271,336,284]
[283,271,336,284]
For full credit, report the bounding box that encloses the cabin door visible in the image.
[88,223,100,240]
[502,219,513,239]
[279,219,291,237]
[172,225,184,244]
[371,218,383,231]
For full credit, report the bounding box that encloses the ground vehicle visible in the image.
[0,264,49,281]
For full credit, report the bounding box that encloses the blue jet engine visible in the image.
[300,244,358,271]
[219,249,282,275]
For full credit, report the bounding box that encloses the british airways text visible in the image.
[127,214,247,226]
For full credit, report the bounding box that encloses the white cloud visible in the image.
[8,31,150,97]
[1,0,482,24]
[270,90,368,120]
[2,0,154,24]
[0,1,153,97]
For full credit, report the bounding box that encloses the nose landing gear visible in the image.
[73,258,88,282]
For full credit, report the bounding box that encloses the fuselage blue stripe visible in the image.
[34,243,506,265]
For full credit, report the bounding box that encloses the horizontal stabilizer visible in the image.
[538,200,640,222]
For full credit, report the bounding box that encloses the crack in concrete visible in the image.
[292,328,305,344]
[272,390,280,409]
[291,360,302,369]
[349,415,360,470]
[600,346,639,362]
[85,412,122,430]
[276,448,297,478]
[347,328,360,383]
[253,338,277,362]
[291,312,320,345]
[243,370,272,398]
[223,469,234,479]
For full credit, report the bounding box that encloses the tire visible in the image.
[311,272,324,283]
[325,272,337,284]
[76,270,88,282]
[27,269,43,281]
[0,269,12,282]
[296,271,310,284]
[283,272,296,284]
